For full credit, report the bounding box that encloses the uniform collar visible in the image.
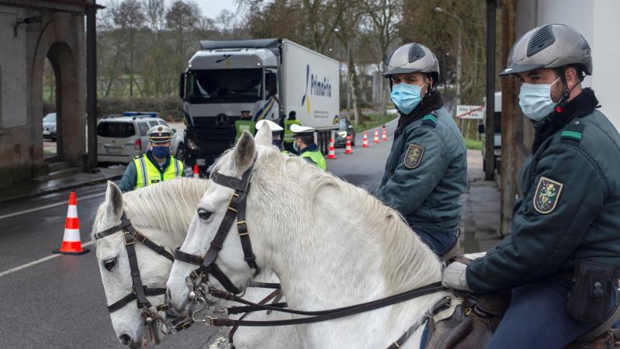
[396,90,444,136]
[532,88,599,154]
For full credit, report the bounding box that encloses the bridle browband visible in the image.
[174,158,260,296]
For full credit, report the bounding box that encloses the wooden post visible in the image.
[499,0,518,237]
[484,0,497,180]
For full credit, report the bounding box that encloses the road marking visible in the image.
[0,241,95,279]
[0,192,105,221]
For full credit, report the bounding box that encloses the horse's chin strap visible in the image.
[175,159,261,296]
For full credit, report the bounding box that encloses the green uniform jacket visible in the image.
[467,108,620,294]
[119,151,185,192]
[374,107,467,230]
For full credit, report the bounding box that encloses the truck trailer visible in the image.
[179,38,340,171]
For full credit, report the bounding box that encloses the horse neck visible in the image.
[251,164,443,311]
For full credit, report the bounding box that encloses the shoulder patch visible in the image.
[560,123,585,143]
[533,176,564,214]
[422,114,437,128]
[404,144,425,169]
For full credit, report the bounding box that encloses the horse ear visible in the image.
[254,125,273,147]
[233,130,256,174]
[105,181,124,221]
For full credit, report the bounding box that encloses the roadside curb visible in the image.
[0,173,123,204]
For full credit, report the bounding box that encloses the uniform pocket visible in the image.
[567,260,616,323]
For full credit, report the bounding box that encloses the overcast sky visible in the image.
[96,0,239,20]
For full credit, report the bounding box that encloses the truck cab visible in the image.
[179,38,339,172]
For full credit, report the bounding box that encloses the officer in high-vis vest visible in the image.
[290,124,326,171]
[119,125,186,192]
[235,110,256,142]
[283,111,301,153]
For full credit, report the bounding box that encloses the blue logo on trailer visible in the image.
[301,64,332,114]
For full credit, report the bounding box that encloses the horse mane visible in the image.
[93,178,209,248]
[213,144,442,295]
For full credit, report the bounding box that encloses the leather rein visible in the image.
[174,157,450,348]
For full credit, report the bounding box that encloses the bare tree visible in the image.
[166,0,201,75]
[112,0,145,97]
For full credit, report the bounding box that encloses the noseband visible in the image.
[94,212,173,315]
[174,159,260,296]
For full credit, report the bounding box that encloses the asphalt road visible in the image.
[0,119,396,349]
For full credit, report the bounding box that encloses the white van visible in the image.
[97,112,184,164]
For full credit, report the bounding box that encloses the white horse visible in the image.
[167,128,450,349]
[92,178,298,348]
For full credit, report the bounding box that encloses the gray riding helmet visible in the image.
[499,23,592,76]
[383,43,440,83]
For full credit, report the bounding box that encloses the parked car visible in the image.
[334,117,356,147]
[97,112,185,165]
[42,113,57,140]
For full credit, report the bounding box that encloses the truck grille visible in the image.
[192,116,240,141]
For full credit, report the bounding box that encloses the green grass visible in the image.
[353,113,398,134]
[464,138,482,150]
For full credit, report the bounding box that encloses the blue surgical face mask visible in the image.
[293,140,299,153]
[391,83,424,115]
[518,77,560,121]
[152,146,170,158]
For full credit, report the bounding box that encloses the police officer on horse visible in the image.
[443,24,620,349]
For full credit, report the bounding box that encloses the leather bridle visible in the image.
[174,159,260,297]
[95,212,173,316]
[94,212,195,335]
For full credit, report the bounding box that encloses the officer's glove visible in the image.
[442,261,472,292]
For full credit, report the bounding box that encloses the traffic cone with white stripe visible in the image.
[53,192,89,255]
[381,125,388,141]
[373,129,381,143]
[193,164,200,179]
[327,138,337,159]
[362,131,369,148]
[345,136,354,154]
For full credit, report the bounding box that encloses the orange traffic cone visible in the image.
[373,129,381,143]
[193,164,200,179]
[53,192,89,255]
[381,125,388,141]
[327,138,337,159]
[362,131,369,148]
[345,136,354,154]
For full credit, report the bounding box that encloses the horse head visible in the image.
[93,179,208,348]
[166,127,279,314]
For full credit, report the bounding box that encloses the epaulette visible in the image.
[560,123,585,143]
[422,114,437,128]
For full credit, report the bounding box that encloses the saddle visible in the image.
[426,256,620,349]
[424,290,620,349]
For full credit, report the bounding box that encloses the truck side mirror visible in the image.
[478,124,485,134]
[179,73,186,100]
[266,72,277,97]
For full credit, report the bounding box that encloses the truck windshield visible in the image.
[186,69,263,103]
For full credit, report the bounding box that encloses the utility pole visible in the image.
[484,0,497,181]
[434,7,463,125]
[86,0,99,171]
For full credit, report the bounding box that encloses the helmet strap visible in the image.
[554,67,580,112]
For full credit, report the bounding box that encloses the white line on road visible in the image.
[0,241,95,279]
[0,192,105,221]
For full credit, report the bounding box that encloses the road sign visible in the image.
[457,105,484,119]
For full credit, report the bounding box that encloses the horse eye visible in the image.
[103,258,117,271]
[197,208,212,222]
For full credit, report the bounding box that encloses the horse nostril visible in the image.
[119,334,132,346]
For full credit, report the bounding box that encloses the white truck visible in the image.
[179,38,340,171]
